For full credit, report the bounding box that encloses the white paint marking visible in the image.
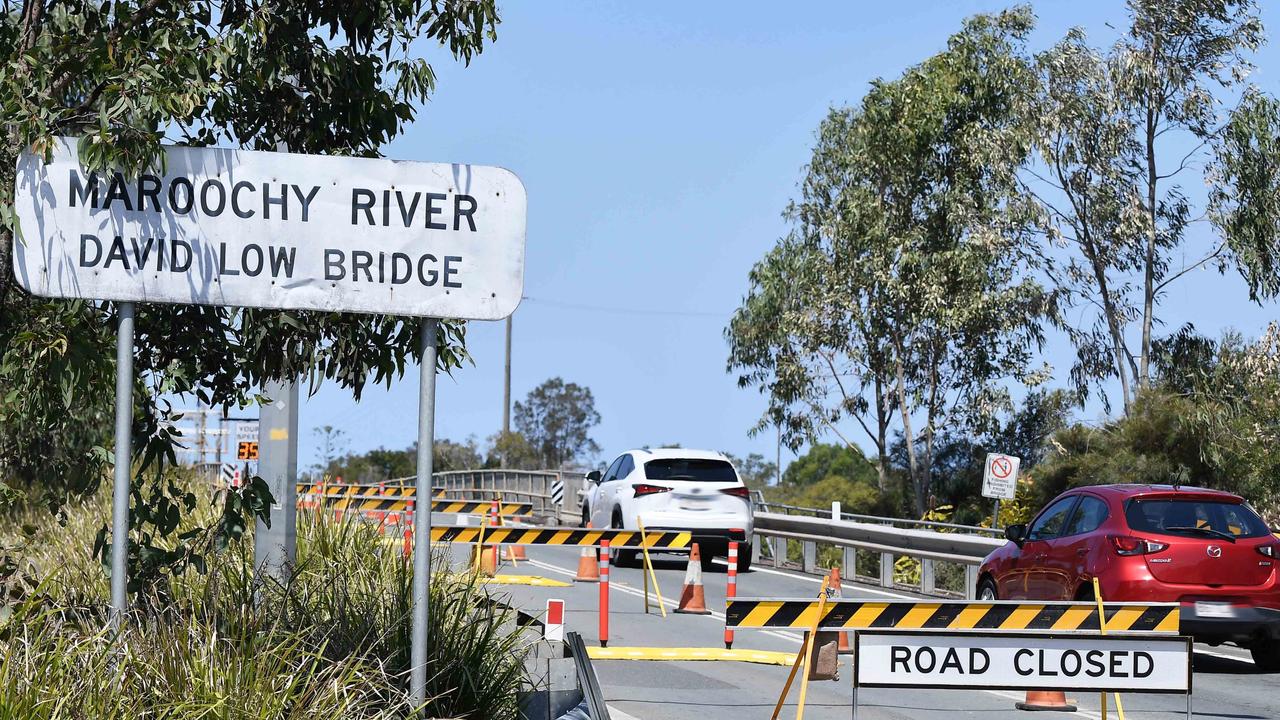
[711,558,921,600]
[607,705,644,720]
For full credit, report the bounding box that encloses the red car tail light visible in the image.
[631,483,671,498]
[1109,535,1169,556]
[1258,543,1279,558]
[720,486,751,499]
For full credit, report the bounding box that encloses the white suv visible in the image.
[581,448,753,572]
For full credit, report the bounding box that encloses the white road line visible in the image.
[712,558,921,600]
[525,557,803,643]
[607,705,643,720]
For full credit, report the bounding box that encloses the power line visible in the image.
[522,295,732,318]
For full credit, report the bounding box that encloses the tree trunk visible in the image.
[873,372,890,493]
[891,336,924,517]
[1140,92,1159,392]
[1081,233,1137,414]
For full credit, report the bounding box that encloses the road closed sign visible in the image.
[982,452,1019,500]
[13,137,526,320]
[854,631,1191,693]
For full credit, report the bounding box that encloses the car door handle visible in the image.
[1076,548,1088,556]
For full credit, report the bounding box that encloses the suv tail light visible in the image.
[632,483,671,498]
[720,486,750,499]
[1109,535,1169,556]
[1258,543,1279,558]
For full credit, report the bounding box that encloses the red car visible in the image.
[978,484,1280,670]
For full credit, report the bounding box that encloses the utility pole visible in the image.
[196,409,207,466]
[775,424,781,486]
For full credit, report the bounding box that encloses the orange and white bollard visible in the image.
[402,500,415,559]
[725,541,739,649]
[545,599,565,643]
[599,540,611,648]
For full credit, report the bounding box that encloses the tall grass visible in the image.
[0,485,533,719]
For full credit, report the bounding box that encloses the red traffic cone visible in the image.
[675,543,711,615]
[1016,691,1077,712]
[575,522,600,582]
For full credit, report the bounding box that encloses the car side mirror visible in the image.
[1005,523,1027,546]
[586,470,602,484]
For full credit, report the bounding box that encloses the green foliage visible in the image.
[722,451,778,490]
[484,431,543,470]
[320,437,485,482]
[1033,324,1280,516]
[1031,0,1279,413]
[513,377,602,469]
[728,7,1054,515]
[0,0,499,599]
[781,443,877,489]
[0,487,532,718]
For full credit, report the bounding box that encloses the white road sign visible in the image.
[235,422,258,443]
[982,452,1020,500]
[855,631,1191,693]
[13,137,526,320]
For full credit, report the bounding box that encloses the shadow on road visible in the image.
[1193,651,1272,676]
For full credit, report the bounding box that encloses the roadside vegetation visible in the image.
[728,1,1280,526]
[0,481,530,719]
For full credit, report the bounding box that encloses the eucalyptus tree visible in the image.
[0,1,497,594]
[1028,0,1280,413]
[729,8,1056,515]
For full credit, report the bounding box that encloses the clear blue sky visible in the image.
[293,1,1280,474]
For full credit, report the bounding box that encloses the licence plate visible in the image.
[678,499,709,511]
[1195,601,1237,619]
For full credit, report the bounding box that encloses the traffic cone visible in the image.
[831,566,852,654]
[1015,691,1077,712]
[675,543,712,615]
[575,523,600,582]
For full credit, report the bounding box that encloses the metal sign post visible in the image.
[109,302,135,629]
[409,317,439,710]
[255,379,298,581]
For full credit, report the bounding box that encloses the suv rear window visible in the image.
[1125,498,1271,540]
[644,458,738,483]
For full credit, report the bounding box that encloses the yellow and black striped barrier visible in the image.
[318,496,532,516]
[296,483,440,499]
[430,526,692,549]
[725,599,1180,634]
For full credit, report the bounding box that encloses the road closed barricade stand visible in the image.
[429,525,692,648]
[725,598,1189,720]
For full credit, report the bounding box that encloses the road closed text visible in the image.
[888,645,1155,679]
[857,632,1190,693]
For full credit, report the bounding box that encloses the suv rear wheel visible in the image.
[1251,641,1280,672]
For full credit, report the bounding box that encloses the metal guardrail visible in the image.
[756,499,1003,537]
[751,511,1006,600]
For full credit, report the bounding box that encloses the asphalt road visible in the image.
[467,544,1279,720]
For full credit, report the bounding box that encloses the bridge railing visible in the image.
[752,495,1003,537]
[750,510,1005,600]
[388,469,587,523]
